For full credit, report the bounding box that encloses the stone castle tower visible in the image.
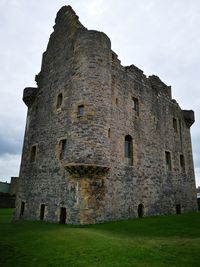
[15,6,197,224]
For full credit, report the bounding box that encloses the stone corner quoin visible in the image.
[15,5,197,224]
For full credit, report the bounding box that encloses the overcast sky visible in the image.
[0,0,199,186]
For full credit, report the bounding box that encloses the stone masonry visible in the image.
[15,6,197,224]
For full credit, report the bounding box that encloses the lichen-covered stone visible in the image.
[15,6,197,224]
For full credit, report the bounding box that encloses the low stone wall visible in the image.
[0,195,16,208]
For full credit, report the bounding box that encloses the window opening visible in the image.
[56,93,63,109]
[132,97,139,114]
[78,105,84,116]
[59,139,67,160]
[180,154,185,172]
[165,151,172,171]
[108,128,111,138]
[173,118,178,133]
[30,145,37,162]
[179,119,182,147]
[125,135,133,166]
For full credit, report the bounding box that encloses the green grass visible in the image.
[0,209,200,267]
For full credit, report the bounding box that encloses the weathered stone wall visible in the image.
[15,6,197,224]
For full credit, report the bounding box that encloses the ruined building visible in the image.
[15,6,197,224]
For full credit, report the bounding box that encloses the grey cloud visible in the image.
[0,130,23,156]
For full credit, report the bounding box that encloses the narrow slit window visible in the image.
[59,139,67,160]
[56,93,63,109]
[78,105,84,116]
[30,145,37,162]
[165,151,172,171]
[125,135,133,166]
[108,128,111,138]
[179,119,182,147]
[173,118,178,133]
[132,97,139,114]
[180,154,185,172]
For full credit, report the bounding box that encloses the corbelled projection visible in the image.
[15,6,197,224]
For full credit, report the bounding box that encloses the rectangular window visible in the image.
[125,141,131,158]
[173,118,178,133]
[125,135,133,166]
[30,145,37,162]
[132,97,139,115]
[59,139,67,160]
[78,105,84,116]
[179,119,182,147]
[165,151,172,171]
[180,154,185,172]
[56,93,63,109]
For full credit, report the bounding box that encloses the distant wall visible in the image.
[0,195,15,208]
[0,182,10,193]
[9,177,18,195]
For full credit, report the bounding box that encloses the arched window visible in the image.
[125,135,133,165]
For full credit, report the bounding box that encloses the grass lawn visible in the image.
[0,209,199,267]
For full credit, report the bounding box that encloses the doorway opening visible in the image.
[40,204,45,220]
[176,204,181,214]
[59,207,66,224]
[138,203,144,218]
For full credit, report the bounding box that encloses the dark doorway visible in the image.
[138,203,144,218]
[60,207,66,224]
[176,204,181,214]
[40,204,45,220]
[20,201,25,217]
